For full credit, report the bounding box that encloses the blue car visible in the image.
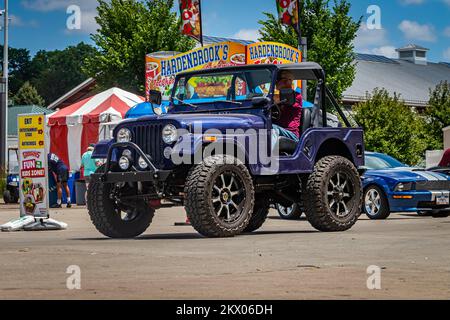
[362,152,450,219]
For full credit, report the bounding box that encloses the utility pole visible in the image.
[0,0,8,174]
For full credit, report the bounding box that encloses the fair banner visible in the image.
[276,0,299,28]
[146,41,247,100]
[17,114,49,218]
[179,0,202,43]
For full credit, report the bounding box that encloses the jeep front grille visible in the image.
[130,123,165,169]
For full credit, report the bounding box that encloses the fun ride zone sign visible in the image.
[17,114,49,218]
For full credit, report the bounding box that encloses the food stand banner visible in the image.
[146,41,246,100]
[145,41,302,101]
[276,0,299,28]
[246,41,301,65]
[17,114,49,218]
[179,0,203,43]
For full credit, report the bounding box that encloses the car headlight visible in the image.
[119,156,131,171]
[162,124,178,144]
[395,182,413,192]
[117,128,132,143]
[138,156,149,170]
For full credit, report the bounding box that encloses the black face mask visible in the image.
[279,88,296,106]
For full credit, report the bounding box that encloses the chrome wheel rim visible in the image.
[211,171,246,224]
[365,189,381,216]
[277,203,295,217]
[327,172,354,218]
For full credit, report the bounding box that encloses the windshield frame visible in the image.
[169,66,276,111]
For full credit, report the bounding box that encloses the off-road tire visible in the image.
[185,155,255,238]
[87,166,155,238]
[244,197,270,233]
[363,185,391,220]
[304,156,362,232]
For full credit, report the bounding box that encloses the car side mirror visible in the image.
[149,90,162,105]
[252,96,270,107]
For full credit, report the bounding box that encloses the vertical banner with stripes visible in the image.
[179,0,203,44]
[276,0,299,29]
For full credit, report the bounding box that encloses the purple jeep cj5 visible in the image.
[88,63,365,238]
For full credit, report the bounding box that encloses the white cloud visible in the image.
[399,0,425,5]
[21,0,99,12]
[354,24,390,49]
[232,29,261,42]
[369,46,398,58]
[22,0,102,35]
[444,26,450,37]
[398,20,437,42]
[443,0,450,7]
[443,48,450,61]
[8,14,39,28]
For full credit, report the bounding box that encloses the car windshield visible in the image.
[365,154,408,170]
[171,68,273,107]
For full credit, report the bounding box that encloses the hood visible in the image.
[365,167,450,182]
[121,112,267,132]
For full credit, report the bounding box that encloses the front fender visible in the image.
[92,139,115,159]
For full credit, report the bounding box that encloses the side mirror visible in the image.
[252,96,270,107]
[149,90,162,105]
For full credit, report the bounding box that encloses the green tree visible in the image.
[12,81,45,106]
[0,46,33,96]
[354,89,427,166]
[85,0,195,93]
[258,0,360,99]
[29,43,98,105]
[424,81,450,150]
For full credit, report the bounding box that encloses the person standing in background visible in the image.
[80,144,101,202]
[48,153,71,208]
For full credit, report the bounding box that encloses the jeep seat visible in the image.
[300,107,312,136]
[278,136,298,155]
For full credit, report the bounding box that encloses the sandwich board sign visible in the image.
[17,113,49,218]
[1,113,67,232]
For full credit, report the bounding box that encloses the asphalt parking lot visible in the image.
[0,203,449,300]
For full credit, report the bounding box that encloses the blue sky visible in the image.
[4,0,450,62]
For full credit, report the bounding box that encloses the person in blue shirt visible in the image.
[80,144,102,202]
[48,153,71,208]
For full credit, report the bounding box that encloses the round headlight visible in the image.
[162,124,178,144]
[117,128,132,143]
[138,156,149,169]
[119,156,130,170]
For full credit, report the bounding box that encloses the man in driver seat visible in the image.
[273,70,303,142]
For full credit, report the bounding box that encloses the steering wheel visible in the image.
[270,103,282,121]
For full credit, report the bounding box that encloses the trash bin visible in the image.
[75,180,87,206]
[49,171,79,207]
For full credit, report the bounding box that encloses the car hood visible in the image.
[121,113,267,131]
[365,167,450,182]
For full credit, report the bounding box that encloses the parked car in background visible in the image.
[362,152,450,220]
[428,149,450,177]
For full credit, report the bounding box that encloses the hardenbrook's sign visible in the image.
[145,41,302,100]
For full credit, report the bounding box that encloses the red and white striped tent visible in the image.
[47,87,144,171]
